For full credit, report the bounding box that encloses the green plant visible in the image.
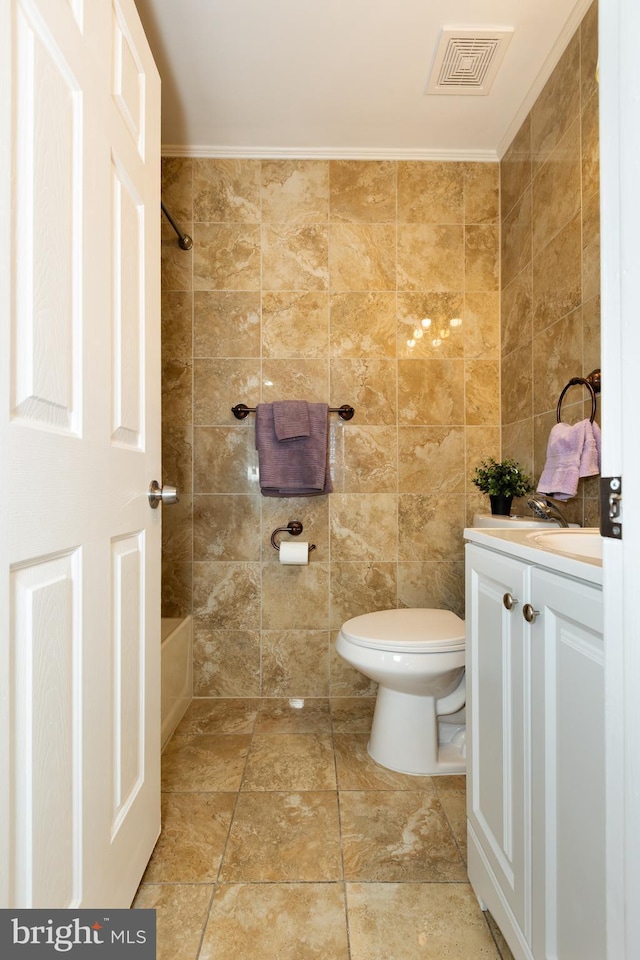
[472,458,533,498]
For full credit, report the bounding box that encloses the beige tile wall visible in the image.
[161,158,501,696]
[500,0,601,525]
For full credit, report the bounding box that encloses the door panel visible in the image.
[1,0,160,908]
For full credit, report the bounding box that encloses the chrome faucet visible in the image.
[526,496,570,528]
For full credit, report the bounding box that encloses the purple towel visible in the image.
[272,400,310,440]
[537,418,600,501]
[255,402,333,497]
[580,420,601,478]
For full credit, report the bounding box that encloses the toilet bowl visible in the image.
[336,608,466,776]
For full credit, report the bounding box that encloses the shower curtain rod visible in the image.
[161,201,193,250]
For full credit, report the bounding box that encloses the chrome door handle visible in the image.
[503,593,519,610]
[148,480,179,509]
[523,603,540,623]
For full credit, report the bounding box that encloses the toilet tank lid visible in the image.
[339,608,465,649]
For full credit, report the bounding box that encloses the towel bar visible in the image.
[232,403,355,421]
[556,369,600,424]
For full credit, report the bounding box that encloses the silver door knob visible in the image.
[503,593,519,611]
[148,480,179,509]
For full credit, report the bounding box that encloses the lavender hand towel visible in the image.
[272,400,310,441]
[255,402,333,497]
[537,419,588,501]
[579,420,601,478]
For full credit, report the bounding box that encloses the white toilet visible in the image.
[336,608,466,776]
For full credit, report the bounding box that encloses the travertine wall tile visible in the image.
[397,162,464,224]
[464,360,501,425]
[262,292,329,358]
[262,159,329,223]
[397,293,464,359]
[262,224,329,291]
[330,160,396,223]
[193,159,261,223]
[329,223,396,291]
[532,119,581,255]
[194,358,261,424]
[501,343,533,426]
[501,188,532,289]
[531,33,581,173]
[501,265,532,357]
[162,155,500,689]
[162,157,192,222]
[194,291,261,358]
[463,162,499,224]
[532,213,582,333]
[581,1,599,107]
[193,495,261,562]
[501,114,531,220]
[397,426,465,495]
[161,291,193,360]
[194,223,261,290]
[501,2,600,529]
[463,292,500,360]
[397,225,464,292]
[329,562,397,628]
[330,292,396,358]
[162,222,193,291]
[397,359,464,425]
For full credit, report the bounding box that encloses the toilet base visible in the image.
[367,686,466,776]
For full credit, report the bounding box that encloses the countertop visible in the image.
[464,526,603,587]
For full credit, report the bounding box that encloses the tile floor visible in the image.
[134,697,514,960]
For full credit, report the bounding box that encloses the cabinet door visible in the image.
[466,544,531,941]
[530,568,604,960]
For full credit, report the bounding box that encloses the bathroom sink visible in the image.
[527,529,603,560]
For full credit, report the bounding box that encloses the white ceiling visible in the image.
[134,0,591,160]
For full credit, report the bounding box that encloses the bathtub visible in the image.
[161,617,193,749]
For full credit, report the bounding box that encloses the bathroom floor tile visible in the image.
[242,733,336,791]
[486,911,516,960]
[219,791,342,881]
[175,698,260,736]
[199,883,349,960]
[433,774,466,796]
[142,792,236,883]
[329,697,376,733]
[345,882,501,960]
[436,792,467,863]
[132,883,214,960]
[161,734,251,792]
[334,734,436,791]
[339,791,466,882]
[255,697,332,734]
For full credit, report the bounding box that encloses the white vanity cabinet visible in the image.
[465,537,605,960]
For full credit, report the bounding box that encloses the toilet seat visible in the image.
[339,608,465,654]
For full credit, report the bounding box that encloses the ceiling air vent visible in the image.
[425,27,514,96]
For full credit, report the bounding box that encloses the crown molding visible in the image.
[160,143,499,162]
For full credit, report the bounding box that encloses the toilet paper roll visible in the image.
[279,541,309,565]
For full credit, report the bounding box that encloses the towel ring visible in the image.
[556,369,600,424]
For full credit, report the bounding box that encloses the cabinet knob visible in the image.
[523,603,540,623]
[503,593,519,610]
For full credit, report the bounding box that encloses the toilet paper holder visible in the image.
[270,520,316,553]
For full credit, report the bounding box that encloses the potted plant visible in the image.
[472,457,533,516]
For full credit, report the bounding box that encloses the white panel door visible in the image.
[0,0,161,907]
